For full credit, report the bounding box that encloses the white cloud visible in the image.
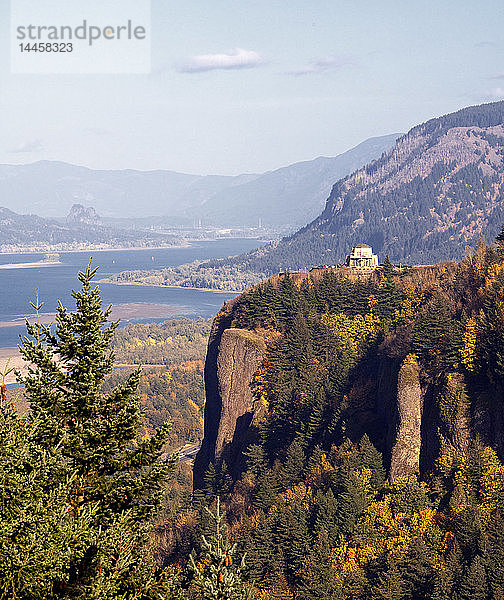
[178,48,264,73]
[10,139,44,153]
[286,55,354,77]
[490,87,504,99]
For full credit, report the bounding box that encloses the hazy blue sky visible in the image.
[1,0,503,174]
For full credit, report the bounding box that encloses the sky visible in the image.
[1,0,504,175]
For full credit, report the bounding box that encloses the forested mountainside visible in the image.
[0,205,179,250]
[205,100,504,275]
[180,237,504,599]
[108,318,211,450]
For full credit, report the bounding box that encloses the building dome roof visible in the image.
[355,243,371,248]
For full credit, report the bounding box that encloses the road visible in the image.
[178,443,201,464]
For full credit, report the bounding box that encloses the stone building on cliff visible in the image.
[346,243,379,269]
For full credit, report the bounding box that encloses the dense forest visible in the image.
[106,318,211,450]
[6,228,504,598]
[172,234,504,599]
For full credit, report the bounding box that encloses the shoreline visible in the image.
[0,243,191,256]
[0,260,63,269]
[0,302,194,329]
[98,278,243,294]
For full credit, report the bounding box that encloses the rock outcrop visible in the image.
[214,329,266,459]
[193,311,267,488]
[389,354,423,482]
[66,203,101,227]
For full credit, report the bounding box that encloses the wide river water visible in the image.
[0,238,263,348]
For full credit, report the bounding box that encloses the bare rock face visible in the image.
[214,329,266,459]
[193,315,267,488]
[389,354,423,482]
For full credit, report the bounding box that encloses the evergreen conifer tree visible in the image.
[486,513,504,599]
[458,555,488,600]
[189,498,253,600]
[244,444,267,478]
[313,488,339,541]
[299,530,343,600]
[18,262,177,523]
[14,262,179,597]
[0,398,95,599]
[372,557,405,600]
[253,470,280,511]
[381,255,395,280]
[280,438,306,489]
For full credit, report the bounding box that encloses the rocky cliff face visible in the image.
[195,321,480,488]
[213,329,266,461]
[193,309,267,488]
[389,355,423,482]
[195,249,504,489]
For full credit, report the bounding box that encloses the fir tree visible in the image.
[485,513,504,599]
[411,294,463,374]
[253,470,280,511]
[0,398,95,599]
[280,438,306,489]
[357,435,386,490]
[238,513,274,583]
[403,538,435,600]
[372,557,406,600]
[14,262,179,598]
[275,503,311,587]
[381,255,395,280]
[244,444,267,478]
[458,555,488,600]
[299,530,343,600]
[18,262,177,523]
[313,488,339,542]
[189,498,253,600]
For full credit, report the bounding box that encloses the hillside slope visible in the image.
[212,100,504,272]
[190,242,504,598]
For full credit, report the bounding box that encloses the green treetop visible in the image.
[18,260,177,523]
[189,498,253,600]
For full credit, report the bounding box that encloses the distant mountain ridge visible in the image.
[214,100,504,273]
[0,161,257,220]
[0,205,178,250]
[197,134,400,227]
[0,134,399,226]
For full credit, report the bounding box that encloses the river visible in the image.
[0,238,263,348]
